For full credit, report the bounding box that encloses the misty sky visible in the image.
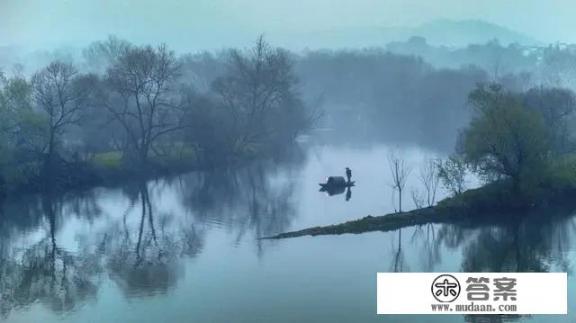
[1,0,575,52]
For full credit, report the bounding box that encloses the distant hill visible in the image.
[280,19,540,50]
[406,19,539,47]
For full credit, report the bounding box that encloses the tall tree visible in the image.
[522,87,576,154]
[419,158,441,206]
[102,44,183,167]
[388,152,411,212]
[32,61,89,173]
[83,35,132,74]
[212,36,309,154]
[0,72,33,145]
[461,84,550,191]
[437,155,467,196]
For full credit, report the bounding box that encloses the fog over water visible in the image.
[0,143,573,323]
[3,1,576,322]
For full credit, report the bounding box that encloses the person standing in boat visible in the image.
[345,167,352,183]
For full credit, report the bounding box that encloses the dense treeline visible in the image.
[296,50,488,149]
[9,37,576,154]
[296,40,576,149]
[0,37,313,193]
[386,36,576,83]
[3,35,576,195]
[180,45,514,150]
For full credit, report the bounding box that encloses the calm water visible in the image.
[1,143,574,323]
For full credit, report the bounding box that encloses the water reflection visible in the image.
[0,145,575,322]
[436,207,576,273]
[390,229,406,272]
[427,206,576,322]
[319,183,354,202]
[0,190,101,316]
[410,223,441,271]
[177,161,302,245]
[0,154,305,318]
[100,182,204,297]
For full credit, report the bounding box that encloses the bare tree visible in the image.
[419,158,441,207]
[411,189,425,209]
[102,44,184,167]
[32,61,89,171]
[390,229,405,272]
[388,152,411,213]
[213,36,310,152]
[83,35,132,73]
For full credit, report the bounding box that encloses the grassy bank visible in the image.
[1,141,303,197]
[0,151,196,196]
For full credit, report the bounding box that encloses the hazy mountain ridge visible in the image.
[281,19,540,49]
[411,19,540,46]
[0,19,542,75]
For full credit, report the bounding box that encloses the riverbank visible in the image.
[1,144,305,197]
[1,154,195,197]
[263,182,576,239]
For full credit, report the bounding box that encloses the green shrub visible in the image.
[91,151,123,170]
[543,154,576,190]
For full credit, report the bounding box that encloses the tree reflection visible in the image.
[66,189,103,222]
[0,180,206,316]
[0,160,291,317]
[389,229,406,272]
[417,206,576,323]
[102,181,204,297]
[410,223,441,271]
[178,160,300,245]
[0,156,301,317]
[0,189,101,317]
[434,209,576,273]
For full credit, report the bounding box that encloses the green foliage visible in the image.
[2,161,43,190]
[437,155,467,196]
[0,76,33,113]
[523,87,576,154]
[149,145,199,170]
[0,38,313,194]
[436,180,521,211]
[15,110,50,154]
[0,75,48,189]
[91,146,200,174]
[541,154,576,190]
[91,151,123,170]
[461,84,551,192]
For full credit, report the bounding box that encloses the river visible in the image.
[0,143,574,323]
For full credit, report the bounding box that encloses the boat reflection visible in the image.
[319,176,355,201]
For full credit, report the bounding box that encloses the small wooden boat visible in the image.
[319,176,355,196]
[319,176,355,189]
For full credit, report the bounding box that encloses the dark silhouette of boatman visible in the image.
[345,167,352,183]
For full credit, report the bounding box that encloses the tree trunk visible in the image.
[398,188,403,213]
[44,129,57,185]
